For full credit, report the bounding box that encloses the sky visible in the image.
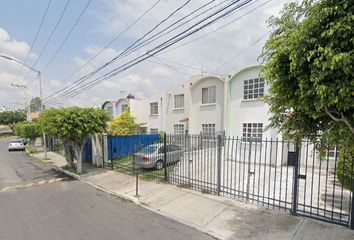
[0,0,293,110]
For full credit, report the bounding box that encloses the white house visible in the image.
[164,75,225,135]
[145,93,167,134]
[226,65,279,139]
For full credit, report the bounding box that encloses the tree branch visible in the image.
[325,107,354,134]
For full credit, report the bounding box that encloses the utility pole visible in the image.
[1,54,47,158]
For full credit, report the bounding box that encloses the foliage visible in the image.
[109,108,137,136]
[15,122,41,142]
[38,107,109,172]
[0,111,26,132]
[261,0,354,189]
[29,97,43,112]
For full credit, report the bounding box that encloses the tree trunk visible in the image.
[76,145,84,174]
[63,140,75,168]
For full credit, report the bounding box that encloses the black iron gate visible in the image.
[293,143,353,228]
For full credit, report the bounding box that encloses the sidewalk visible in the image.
[33,151,354,240]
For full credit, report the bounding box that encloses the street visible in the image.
[0,138,214,240]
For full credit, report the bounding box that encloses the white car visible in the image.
[8,139,25,151]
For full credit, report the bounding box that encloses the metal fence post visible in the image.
[163,132,168,182]
[217,135,222,196]
[291,144,300,215]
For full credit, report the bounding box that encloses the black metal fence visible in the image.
[104,133,354,229]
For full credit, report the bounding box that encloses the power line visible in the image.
[12,0,52,83]
[45,0,194,101]
[22,0,71,81]
[213,29,272,72]
[41,0,92,72]
[157,0,271,56]
[44,0,162,97]
[47,0,253,105]
[47,0,251,104]
[45,0,225,101]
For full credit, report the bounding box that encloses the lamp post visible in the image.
[1,54,47,158]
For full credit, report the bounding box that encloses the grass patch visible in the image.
[26,144,38,154]
[201,188,210,194]
[178,183,192,189]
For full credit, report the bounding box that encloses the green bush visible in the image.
[15,122,41,142]
[336,146,354,191]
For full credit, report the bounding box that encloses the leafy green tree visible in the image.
[15,122,41,144]
[109,108,137,136]
[0,111,26,132]
[261,0,353,189]
[38,107,109,173]
[29,97,43,112]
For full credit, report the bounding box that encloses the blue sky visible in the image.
[0,0,291,109]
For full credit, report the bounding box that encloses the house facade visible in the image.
[226,65,278,140]
[164,75,225,135]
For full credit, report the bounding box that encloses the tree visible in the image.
[15,121,41,144]
[29,97,43,112]
[109,108,137,136]
[0,111,26,132]
[38,107,109,173]
[261,0,353,189]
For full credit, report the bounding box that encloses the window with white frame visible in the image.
[121,104,128,112]
[326,147,339,160]
[174,94,184,109]
[150,102,158,115]
[174,124,184,135]
[242,123,263,141]
[202,123,216,136]
[202,86,216,104]
[243,78,265,100]
[150,128,159,134]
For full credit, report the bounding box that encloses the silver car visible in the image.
[133,143,183,170]
[8,139,25,151]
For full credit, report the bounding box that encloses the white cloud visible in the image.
[150,66,171,77]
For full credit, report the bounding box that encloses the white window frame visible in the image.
[202,86,216,104]
[242,123,263,141]
[174,124,185,135]
[243,78,265,100]
[150,102,158,115]
[202,123,216,136]
[174,94,184,109]
[150,128,159,134]
[121,104,128,112]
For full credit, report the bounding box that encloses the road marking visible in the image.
[38,180,46,185]
[0,186,11,192]
[0,177,68,192]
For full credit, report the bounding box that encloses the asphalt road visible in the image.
[0,139,215,240]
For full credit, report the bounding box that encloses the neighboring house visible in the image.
[226,65,287,166]
[146,94,166,134]
[227,65,278,139]
[165,75,226,135]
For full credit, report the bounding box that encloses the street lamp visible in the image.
[1,54,47,158]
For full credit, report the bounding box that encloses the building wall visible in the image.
[165,83,190,134]
[116,98,129,115]
[190,76,225,134]
[227,65,277,139]
[146,94,166,133]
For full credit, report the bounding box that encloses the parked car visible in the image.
[8,139,25,151]
[133,143,183,170]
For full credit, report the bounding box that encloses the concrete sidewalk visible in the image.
[33,151,354,240]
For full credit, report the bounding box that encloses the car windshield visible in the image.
[10,140,22,143]
[139,146,158,154]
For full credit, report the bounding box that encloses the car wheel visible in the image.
[155,160,164,170]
